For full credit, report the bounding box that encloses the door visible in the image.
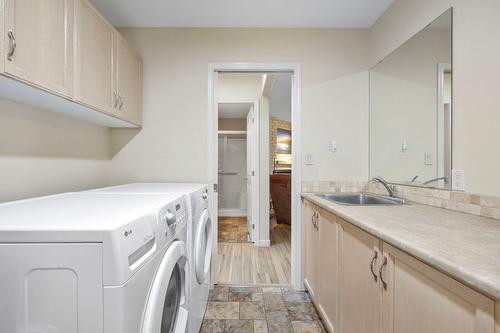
[115,33,142,125]
[0,243,103,333]
[317,209,339,332]
[4,0,74,97]
[339,219,381,333]
[194,209,213,285]
[303,200,319,300]
[142,241,189,333]
[246,106,257,242]
[381,242,494,333]
[74,0,114,114]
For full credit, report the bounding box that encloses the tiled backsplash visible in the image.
[302,180,500,220]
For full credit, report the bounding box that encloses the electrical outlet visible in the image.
[452,169,465,191]
[331,140,337,153]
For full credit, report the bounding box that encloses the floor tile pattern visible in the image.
[202,286,325,333]
[218,217,250,243]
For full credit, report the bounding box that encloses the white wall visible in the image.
[218,74,264,101]
[370,0,500,196]
[0,99,111,202]
[270,73,292,122]
[110,28,370,185]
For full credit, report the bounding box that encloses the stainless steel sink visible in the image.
[318,193,405,206]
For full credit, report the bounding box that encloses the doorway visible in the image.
[208,65,301,288]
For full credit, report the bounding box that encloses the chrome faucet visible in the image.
[371,176,396,197]
[422,176,449,186]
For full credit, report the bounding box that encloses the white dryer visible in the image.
[85,183,213,333]
[0,192,190,333]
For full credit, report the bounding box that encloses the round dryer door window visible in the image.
[142,241,189,333]
[194,209,213,284]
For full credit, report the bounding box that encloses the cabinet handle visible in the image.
[119,94,124,110]
[7,29,16,61]
[114,91,119,108]
[370,250,378,282]
[379,256,388,290]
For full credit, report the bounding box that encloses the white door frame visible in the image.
[437,62,452,186]
[207,63,303,289]
[218,99,260,243]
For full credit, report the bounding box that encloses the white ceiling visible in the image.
[90,0,393,28]
[218,103,253,118]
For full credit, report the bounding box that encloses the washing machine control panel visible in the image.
[158,197,187,238]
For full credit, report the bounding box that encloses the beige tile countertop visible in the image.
[302,193,500,301]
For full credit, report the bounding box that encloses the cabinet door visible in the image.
[0,243,103,333]
[317,209,339,333]
[0,0,4,73]
[4,0,74,97]
[303,200,319,300]
[74,0,114,114]
[381,242,494,333]
[115,34,142,125]
[339,219,381,333]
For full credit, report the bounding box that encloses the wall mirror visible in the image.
[370,8,452,189]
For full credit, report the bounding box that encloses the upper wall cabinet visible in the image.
[74,0,115,115]
[3,0,74,97]
[115,33,143,125]
[0,0,143,128]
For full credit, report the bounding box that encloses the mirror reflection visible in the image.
[370,9,452,189]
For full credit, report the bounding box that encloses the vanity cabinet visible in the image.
[302,198,496,333]
[74,0,115,114]
[114,33,142,125]
[382,242,494,333]
[338,219,381,333]
[303,200,319,300]
[3,0,74,97]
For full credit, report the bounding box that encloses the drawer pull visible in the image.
[7,29,16,61]
[379,256,388,290]
[370,250,378,282]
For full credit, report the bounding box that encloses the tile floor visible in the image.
[218,217,250,243]
[201,285,325,333]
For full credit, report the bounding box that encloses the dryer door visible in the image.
[194,209,213,285]
[142,241,188,333]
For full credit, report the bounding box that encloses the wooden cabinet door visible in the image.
[303,200,319,300]
[381,242,494,333]
[4,0,74,97]
[74,0,114,114]
[317,208,339,333]
[339,219,381,333]
[0,0,5,73]
[115,34,142,125]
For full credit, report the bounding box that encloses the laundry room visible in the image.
[2,1,500,333]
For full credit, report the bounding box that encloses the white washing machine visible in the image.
[85,183,213,333]
[0,192,190,333]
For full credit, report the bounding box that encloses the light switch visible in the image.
[424,152,433,165]
[305,153,314,166]
[401,140,408,153]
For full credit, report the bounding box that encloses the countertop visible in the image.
[302,193,500,301]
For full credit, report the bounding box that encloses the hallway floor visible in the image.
[216,217,291,285]
[202,286,325,333]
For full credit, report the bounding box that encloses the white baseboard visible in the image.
[254,239,271,247]
[218,209,247,217]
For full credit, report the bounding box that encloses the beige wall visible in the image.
[370,26,451,183]
[219,118,246,131]
[110,28,370,185]
[370,0,500,196]
[0,99,111,202]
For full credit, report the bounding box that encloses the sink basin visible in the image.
[318,193,405,206]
